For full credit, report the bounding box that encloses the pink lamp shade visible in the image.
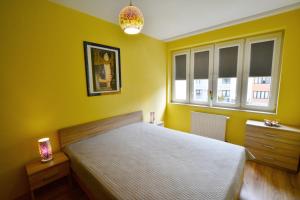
[38,137,53,162]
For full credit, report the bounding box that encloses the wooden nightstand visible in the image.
[25,152,71,200]
[149,121,164,127]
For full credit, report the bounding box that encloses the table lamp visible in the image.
[38,137,53,162]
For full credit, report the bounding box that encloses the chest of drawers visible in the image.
[245,120,300,172]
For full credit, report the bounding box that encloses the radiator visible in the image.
[191,112,229,141]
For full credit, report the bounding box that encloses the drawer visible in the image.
[28,162,69,190]
[245,136,300,159]
[247,147,299,171]
[246,126,300,145]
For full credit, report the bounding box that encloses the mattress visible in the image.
[64,122,246,200]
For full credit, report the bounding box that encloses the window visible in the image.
[253,91,270,99]
[195,89,207,101]
[190,45,213,104]
[221,90,231,102]
[172,32,282,112]
[222,90,230,97]
[222,78,231,84]
[172,50,190,103]
[242,33,282,111]
[213,40,244,107]
[254,77,271,84]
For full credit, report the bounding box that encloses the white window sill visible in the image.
[169,102,277,115]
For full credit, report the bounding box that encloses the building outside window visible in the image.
[222,78,231,84]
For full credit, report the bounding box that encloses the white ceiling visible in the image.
[50,0,300,41]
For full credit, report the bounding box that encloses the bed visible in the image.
[58,111,246,200]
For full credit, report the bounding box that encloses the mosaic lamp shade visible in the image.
[38,137,53,162]
[119,2,144,34]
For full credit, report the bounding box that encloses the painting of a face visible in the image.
[104,53,109,61]
[84,41,121,96]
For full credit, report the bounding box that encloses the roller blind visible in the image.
[219,46,238,78]
[194,51,209,79]
[175,55,186,80]
[249,40,274,77]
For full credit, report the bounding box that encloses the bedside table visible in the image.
[25,152,71,200]
[149,121,164,127]
[156,121,164,127]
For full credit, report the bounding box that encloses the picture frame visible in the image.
[83,41,121,96]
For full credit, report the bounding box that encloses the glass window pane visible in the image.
[175,80,186,100]
[174,54,187,101]
[193,50,209,102]
[216,46,239,104]
[193,79,208,102]
[217,78,237,104]
[246,76,271,107]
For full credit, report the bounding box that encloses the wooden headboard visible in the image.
[58,111,143,148]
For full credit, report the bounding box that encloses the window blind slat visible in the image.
[194,51,209,79]
[249,41,274,77]
[175,55,186,80]
[219,46,238,78]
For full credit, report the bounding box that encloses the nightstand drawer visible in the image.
[246,126,300,145]
[247,148,299,171]
[245,136,300,159]
[28,162,69,190]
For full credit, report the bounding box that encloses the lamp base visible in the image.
[41,157,53,163]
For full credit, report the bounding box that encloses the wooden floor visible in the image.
[22,161,300,200]
[240,161,300,200]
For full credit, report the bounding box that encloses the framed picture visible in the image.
[83,41,121,96]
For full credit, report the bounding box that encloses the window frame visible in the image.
[171,32,282,113]
[172,49,190,103]
[190,45,214,105]
[212,39,244,108]
[241,32,282,112]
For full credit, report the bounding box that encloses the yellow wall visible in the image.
[0,0,166,198]
[165,9,300,144]
[1,0,300,198]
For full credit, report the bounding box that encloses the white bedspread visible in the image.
[64,122,246,200]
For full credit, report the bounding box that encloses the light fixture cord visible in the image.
[129,0,132,6]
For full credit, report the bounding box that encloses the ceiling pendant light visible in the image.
[119,1,144,35]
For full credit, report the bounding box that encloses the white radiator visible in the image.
[191,112,229,141]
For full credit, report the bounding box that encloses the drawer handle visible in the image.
[42,173,59,182]
[263,156,274,161]
[264,133,277,138]
[263,144,275,149]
